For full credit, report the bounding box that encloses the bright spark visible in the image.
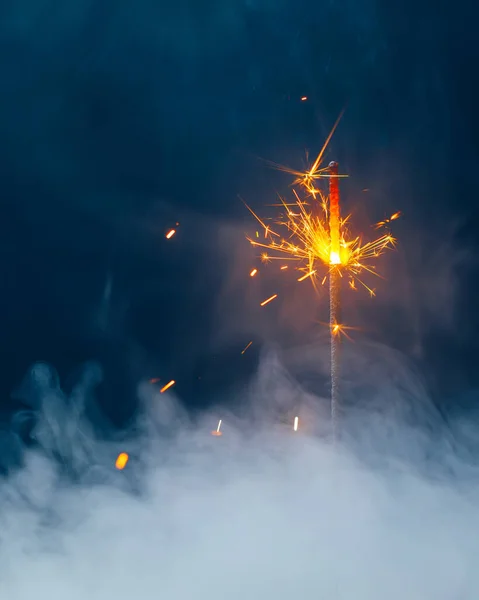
[211,419,223,436]
[374,211,403,230]
[160,380,175,393]
[115,452,129,470]
[260,294,278,306]
[166,229,176,239]
[241,341,253,354]
[329,322,358,342]
[293,416,299,432]
[250,268,258,277]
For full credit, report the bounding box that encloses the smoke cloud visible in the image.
[1,354,479,599]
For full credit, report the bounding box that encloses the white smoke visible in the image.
[1,355,479,599]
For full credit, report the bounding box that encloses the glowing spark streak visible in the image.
[241,341,253,354]
[374,211,403,230]
[160,380,175,393]
[250,268,258,277]
[212,419,223,436]
[307,109,345,180]
[166,229,176,239]
[297,270,316,282]
[293,416,299,431]
[260,294,278,306]
[301,96,308,101]
[280,265,288,270]
[115,453,129,470]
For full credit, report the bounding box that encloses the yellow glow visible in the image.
[329,251,341,265]
[115,453,129,470]
[246,181,397,295]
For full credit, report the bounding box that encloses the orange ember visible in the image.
[115,452,129,470]
[260,294,278,307]
[160,380,175,393]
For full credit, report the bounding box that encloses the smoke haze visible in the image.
[1,356,478,599]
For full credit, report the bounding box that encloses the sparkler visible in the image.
[245,121,398,438]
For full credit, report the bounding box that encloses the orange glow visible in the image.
[245,150,398,296]
[211,419,223,436]
[260,294,278,306]
[374,211,403,230]
[166,229,176,239]
[328,162,341,265]
[328,322,359,341]
[115,453,129,470]
[149,378,160,384]
[250,268,258,277]
[241,341,253,354]
[280,265,288,270]
[160,380,175,393]
[301,96,308,101]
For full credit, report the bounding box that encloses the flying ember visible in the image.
[115,453,129,470]
[160,380,175,393]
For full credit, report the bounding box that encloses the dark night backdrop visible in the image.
[0,0,477,429]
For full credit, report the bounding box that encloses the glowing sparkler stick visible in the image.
[328,161,341,440]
